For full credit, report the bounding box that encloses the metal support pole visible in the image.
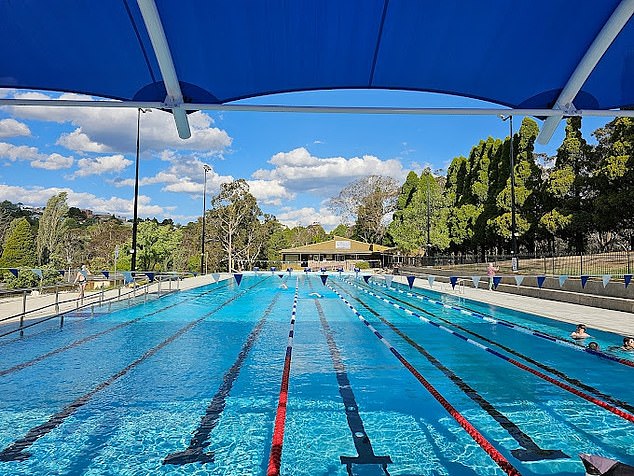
[55,286,60,315]
[158,279,161,296]
[19,290,27,337]
[201,164,211,274]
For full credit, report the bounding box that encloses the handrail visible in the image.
[0,273,185,338]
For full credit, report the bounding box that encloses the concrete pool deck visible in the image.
[390,275,634,338]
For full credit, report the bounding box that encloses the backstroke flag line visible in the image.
[234,273,243,286]
[406,275,416,289]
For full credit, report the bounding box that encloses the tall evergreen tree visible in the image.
[36,192,69,265]
[0,217,36,269]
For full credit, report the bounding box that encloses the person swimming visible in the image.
[621,336,634,351]
[571,324,590,339]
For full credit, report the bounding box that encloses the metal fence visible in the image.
[388,250,634,277]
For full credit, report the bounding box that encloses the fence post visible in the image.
[144,285,148,303]
[118,285,121,301]
[19,290,27,337]
[55,285,60,315]
[158,279,161,296]
[580,252,584,276]
[628,250,631,275]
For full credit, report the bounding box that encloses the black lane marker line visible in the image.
[359,281,634,415]
[0,278,266,463]
[310,286,391,473]
[163,292,282,465]
[333,282,567,462]
[0,282,230,378]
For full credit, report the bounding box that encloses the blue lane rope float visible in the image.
[325,284,521,476]
[342,280,634,424]
[368,278,634,368]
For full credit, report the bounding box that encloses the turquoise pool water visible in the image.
[0,274,632,475]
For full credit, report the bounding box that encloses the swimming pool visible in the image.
[0,273,632,475]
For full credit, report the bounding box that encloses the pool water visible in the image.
[0,274,632,475]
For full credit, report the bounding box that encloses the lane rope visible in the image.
[326,284,521,476]
[377,278,634,368]
[267,277,300,476]
[345,279,634,425]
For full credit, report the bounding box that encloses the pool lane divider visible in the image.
[0,282,234,378]
[326,284,522,476]
[345,280,634,425]
[0,278,268,463]
[361,280,634,416]
[163,291,282,465]
[382,278,634,369]
[310,288,392,472]
[331,282,568,462]
[267,278,299,476]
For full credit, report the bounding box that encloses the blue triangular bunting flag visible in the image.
[428,275,435,287]
[558,275,568,287]
[602,274,611,288]
[31,268,43,279]
[278,274,284,279]
[287,268,292,274]
[123,271,133,284]
[253,266,259,272]
[492,276,502,289]
[471,276,481,288]
[625,274,632,288]
[8,268,18,278]
[320,274,328,285]
[581,275,590,288]
[304,268,310,273]
[406,275,416,289]
[362,275,371,284]
[270,267,277,272]
[234,273,243,286]
[536,276,546,288]
[514,275,524,287]
[211,273,220,283]
[101,271,110,278]
[384,275,393,287]
[449,276,458,289]
[146,272,155,282]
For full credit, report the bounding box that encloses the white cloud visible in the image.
[0,142,40,161]
[7,92,232,154]
[276,206,342,230]
[0,118,30,138]
[252,147,407,197]
[0,184,164,218]
[73,154,132,178]
[246,179,294,206]
[32,153,74,170]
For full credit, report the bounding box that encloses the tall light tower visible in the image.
[500,115,518,260]
[131,108,151,273]
[200,164,211,274]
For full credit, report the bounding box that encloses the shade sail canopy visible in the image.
[2,0,634,140]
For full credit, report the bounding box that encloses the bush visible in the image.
[3,266,63,290]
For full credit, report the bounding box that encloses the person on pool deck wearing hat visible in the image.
[571,324,591,340]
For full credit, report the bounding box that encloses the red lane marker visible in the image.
[267,281,299,476]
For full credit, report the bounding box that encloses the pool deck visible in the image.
[391,275,634,338]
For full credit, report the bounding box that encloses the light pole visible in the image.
[500,115,518,260]
[200,164,211,274]
[131,108,151,273]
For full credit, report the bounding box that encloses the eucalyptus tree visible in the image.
[36,192,69,265]
[207,179,262,272]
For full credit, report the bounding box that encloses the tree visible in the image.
[329,223,353,238]
[0,217,36,269]
[539,117,593,252]
[592,117,634,249]
[36,192,69,265]
[388,169,449,253]
[328,175,399,244]
[207,179,262,272]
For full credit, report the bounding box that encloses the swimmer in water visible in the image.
[309,292,322,298]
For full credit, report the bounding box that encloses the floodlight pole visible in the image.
[501,115,518,258]
[131,108,150,273]
[200,164,211,274]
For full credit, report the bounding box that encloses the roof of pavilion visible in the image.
[280,236,391,255]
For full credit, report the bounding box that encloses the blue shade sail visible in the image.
[0,0,632,110]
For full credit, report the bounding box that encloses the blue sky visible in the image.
[0,88,608,230]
